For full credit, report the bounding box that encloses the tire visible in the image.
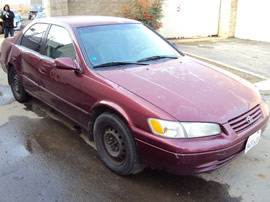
[93,112,143,175]
[9,67,28,102]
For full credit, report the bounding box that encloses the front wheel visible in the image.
[93,112,143,175]
[9,67,28,102]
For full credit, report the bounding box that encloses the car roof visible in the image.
[35,15,140,28]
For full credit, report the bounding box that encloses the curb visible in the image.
[254,79,270,93]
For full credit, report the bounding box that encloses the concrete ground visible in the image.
[0,32,270,201]
[174,38,270,79]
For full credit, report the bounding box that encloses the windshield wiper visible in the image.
[137,55,178,62]
[93,61,148,68]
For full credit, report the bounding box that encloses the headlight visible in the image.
[148,118,221,138]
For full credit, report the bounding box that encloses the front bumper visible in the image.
[132,102,269,175]
[135,136,246,175]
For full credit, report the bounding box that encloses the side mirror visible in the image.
[55,57,80,71]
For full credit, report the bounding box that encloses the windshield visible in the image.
[77,23,181,68]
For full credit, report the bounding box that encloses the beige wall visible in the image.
[46,0,69,16]
[45,0,127,17]
[31,0,42,5]
[218,0,238,38]
[68,0,127,16]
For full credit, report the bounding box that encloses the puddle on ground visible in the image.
[128,169,242,202]
[0,98,242,201]
[0,115,241,201]
[0,85,15,106]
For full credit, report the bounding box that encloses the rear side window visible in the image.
[21,23,48,52]
[44,25,76,60]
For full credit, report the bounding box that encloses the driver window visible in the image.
[45,25,76,60]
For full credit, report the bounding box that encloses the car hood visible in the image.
[96,57,260,124]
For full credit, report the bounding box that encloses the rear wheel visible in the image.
[9,67,28,102]
[93,112,143,175]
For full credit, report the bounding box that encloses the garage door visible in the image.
[235,0,270,42]
[159,0,221,38]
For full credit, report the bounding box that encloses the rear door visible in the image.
[19,23,48,96]
[39,25,84,123]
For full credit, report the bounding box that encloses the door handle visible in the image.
[39,67,46,74]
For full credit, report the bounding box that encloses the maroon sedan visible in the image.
[1,16,269,175]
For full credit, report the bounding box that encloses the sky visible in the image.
[1,0,31,5]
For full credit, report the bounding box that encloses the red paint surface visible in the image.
[1,16,269,175]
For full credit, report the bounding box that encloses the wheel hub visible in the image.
[103,127,126,163]
[13,74,20,93]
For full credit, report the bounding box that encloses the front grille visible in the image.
[228,105,262,134]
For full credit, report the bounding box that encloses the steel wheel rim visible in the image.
[102,126,126,165]
[12,73,21,96]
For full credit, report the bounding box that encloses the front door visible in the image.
[38,25,84,123]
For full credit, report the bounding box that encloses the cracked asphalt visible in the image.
[0,36,270,201]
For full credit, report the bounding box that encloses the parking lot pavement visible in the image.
[0,68,241,202]
[0,34,269,201]
[173,38,270,79]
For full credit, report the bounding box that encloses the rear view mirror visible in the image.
[55,57,80,71]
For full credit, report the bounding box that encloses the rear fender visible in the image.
[4,45,22,85]
[1,32,22,70]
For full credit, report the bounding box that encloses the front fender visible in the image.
[91,100,134,127]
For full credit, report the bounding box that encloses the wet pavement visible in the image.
[1,69,270,202]
[0,36,270,201]
[0,83,241,202]
[0,86,14,106]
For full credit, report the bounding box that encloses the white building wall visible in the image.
[235,0,270,42]
[159,0,221,38]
